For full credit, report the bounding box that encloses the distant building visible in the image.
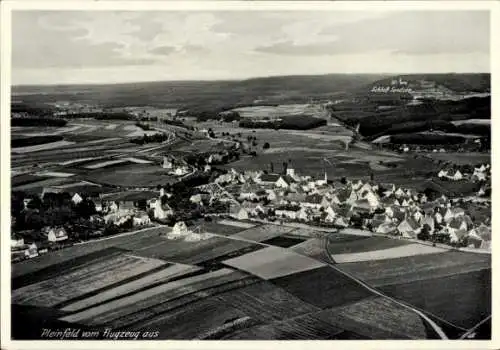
[46,227,69,242]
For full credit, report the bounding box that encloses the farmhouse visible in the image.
[275,205,301,220]
[239,184,260,201]
[162,156,174,169]
[397,217,421,238]
[351,199,372,215]
[236,207,249,220]
[133,214,151,226]
[171,221,190,238]
[451,170,464,181]
[302,194,323,209]
[334,216,349,228]
[45,227,69,242]
[275,175,297,189]
[257,173,281,185]
[154,201,174,220]
[359,190,380,209]
[71,193,83,205]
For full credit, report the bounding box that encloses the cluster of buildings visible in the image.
[438,163,490,183]
[212,165,491,250]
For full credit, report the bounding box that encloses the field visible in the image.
[223,246,327,280]
[230,104,327,119]
[271,266,373,309]
[379,269,491,329]
[330,243,447,264]
[336,251,491,330]
[10,118,178,190]
[10,220,491,340]
[12,254,167,308]
[423,152,491,165]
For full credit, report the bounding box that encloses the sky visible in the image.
[11,10,490,85]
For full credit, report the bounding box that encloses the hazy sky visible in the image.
[12,10,490,85]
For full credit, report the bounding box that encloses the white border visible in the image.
[1,1,499,350]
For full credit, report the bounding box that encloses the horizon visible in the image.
[11,71,491,88]
[12,10,490,85]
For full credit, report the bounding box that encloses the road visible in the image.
[73,224,167,246]
[206,223,448,339]
[322,237,449,339]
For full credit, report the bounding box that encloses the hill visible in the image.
[12,74,386,111]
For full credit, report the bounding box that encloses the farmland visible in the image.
[10,219,491,340]
[10,72,491,340]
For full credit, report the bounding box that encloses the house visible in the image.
[236,207,249,220]
[275,206,301,220]
[285,167,302,182]
[451,207,466,218]
[372,213,391,228]
[72,193,83,205]
[419,194,428,204]
[413,210,424,223]
[170,221,190,238]
[320,196,332,209]
[359,190,380,209]
[447,216,467,233]
[275,175,296,189]
[154,201,174,220]
[471,171,486,182]
[443,208,454,223]
[394,187,405,198]
[257,173,281,185]
[239,183,262,201]
[435,211,444,225]
[302,194,323,209]
[207,153,223,164]
[190,194,204,205]
[133,214,151,226]
[352,180,364,191]
[397,217,421,238]
[422,214,435,234]
[46,227,69,242]
[285,192,307,205]
[325,205,337,218]
[265,189,277,202]
[376,222,397,235]
[357,183,377,196]
[162,156,174,169]
[438,169,449,178]
[450,170,463,181]
[324,212,336,223]
[351,199,372,215]
[148,198,158,209]
[385,205,395,218]
[468,224,491,243]
[334,216,349,228]
[449,228,468,244]
[11,238,25,248]
[297,207,311,221]
[172,165,190,176]
[92,198,103,212]
[329,194,341,205]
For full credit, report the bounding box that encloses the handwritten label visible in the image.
[371,86,413,94]
[40,328,160,340]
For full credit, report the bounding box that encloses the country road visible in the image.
[206,228,449,339]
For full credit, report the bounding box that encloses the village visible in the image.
[11,150,491,262]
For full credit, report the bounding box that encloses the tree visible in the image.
[263,142,270,149]
[74,199,97,219]
[26,195,42,210]
[417,224,431,241]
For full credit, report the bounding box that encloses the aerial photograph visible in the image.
[8,7,491,341]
